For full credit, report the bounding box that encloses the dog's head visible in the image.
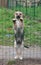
[14,11,23,20]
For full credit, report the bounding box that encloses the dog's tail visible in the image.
[24,45,29,48]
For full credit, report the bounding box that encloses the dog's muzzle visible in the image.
[17,39,21,45]
[16,15,20,19]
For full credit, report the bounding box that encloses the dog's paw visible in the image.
[19,56,23,60]
[14,56,18,59]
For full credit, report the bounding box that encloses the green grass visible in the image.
[7,60,16,65]
[0,6,41,46]
[14,6,41,19]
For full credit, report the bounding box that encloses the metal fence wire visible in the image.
[0,0,41,65]
[7,0,38,16]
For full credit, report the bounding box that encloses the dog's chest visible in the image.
[16,20,22,28]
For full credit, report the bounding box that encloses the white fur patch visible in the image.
[16,20,20,28]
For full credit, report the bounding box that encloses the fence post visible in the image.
[25,0,28,15]
[34,0,35,19]
[16,0,17,11]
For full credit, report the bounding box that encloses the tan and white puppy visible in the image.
[13,11,24,60]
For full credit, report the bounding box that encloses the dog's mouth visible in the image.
[16,15,20,19]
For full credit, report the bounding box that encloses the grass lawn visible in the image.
[0,6,41,46]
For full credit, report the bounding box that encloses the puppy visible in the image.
[13,11,24,60]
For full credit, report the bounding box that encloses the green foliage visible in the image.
[7,60,16,65]
[0,7,41,46]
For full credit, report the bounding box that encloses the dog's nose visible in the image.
[16,16,20,19]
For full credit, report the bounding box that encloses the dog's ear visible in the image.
[12,19,16,24]
[14,12,18,18]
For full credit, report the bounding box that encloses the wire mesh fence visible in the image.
[0,0,41,65]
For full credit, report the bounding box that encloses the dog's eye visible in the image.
[20,13,21,15]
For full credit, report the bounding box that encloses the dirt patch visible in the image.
[0,59,8,65]
[0,45,41,65]
[7,59,41,65]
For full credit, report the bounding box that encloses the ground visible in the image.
[0,59,41,65]
[7,59,41,65]
[0,45,41,65]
